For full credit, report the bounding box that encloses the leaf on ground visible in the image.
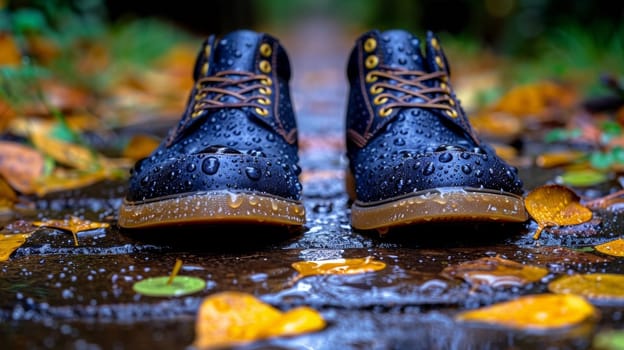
[593,329,624,350]
[122,134,160,160]
[528,246,611,267]
[34,167,127,197]
[456,294,598,330]
[536,150,586,168]
[548,273,624,302]
[0,233,31,261]
[0,176,17,213]
[595,239,624,257]
[557,169,609,187]
[0,141,45,194]
[33,216,109,246]
[491,81,577,122]
[0,33,22,66]
[524,184,593,240]
[469,112,523,139]
[193,291,325,349]
[291,256,386,278]
[441,256,549,288]
[30,127,102,171]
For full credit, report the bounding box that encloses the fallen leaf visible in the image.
[536,150,586,168]
[122,134,160,160]
[492,81,577,122]
[548,273,624,303]
[524,184,593,240]
[456,294,598,330]
[441,256,549,288]
[0,33,22,66]
[557,169,609,187]
[193,291,325,349]
[593,329,624,350]
[0,233,31,261]
[33,216,109,246]
[595,239,624,257]
[30,128,102,171]
[133,276,205,297]
[291,256,386,278]
[0,141,45,194]
[0,176,16,213]
[34,167,126,197]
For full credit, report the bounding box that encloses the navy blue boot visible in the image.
[119,30,304,229]
[345,29,527,231]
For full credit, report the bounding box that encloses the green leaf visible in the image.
[590,151,614,170]
[594,329,624,350]
[558,169,608,187]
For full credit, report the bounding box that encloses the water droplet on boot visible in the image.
[438,152,453,163]
[245,166,261,180]
[461,165,472,174]
[423,162,435,175]
[202,157,220,175]
[227,192,243,208]
[187,163,196,172]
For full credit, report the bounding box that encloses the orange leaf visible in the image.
[193,291,325,349]
[122,134,160,161]
[594,238,624,257]
[0,33,22,66]
[524,184,593,240]
[291,256,386,278]
[34,168,120,197]
[0,233,31,261]
[0,141,45,194]
[549,273,624,302]
[441,256,549,288]
[536,150,586,168]
[33,216,109,246]
[456,294,597,330]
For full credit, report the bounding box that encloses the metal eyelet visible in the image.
[261,77,272,85]
[260,43,272,57]
[370,85,383,94]
[365,72,378,83]
[259,87,272,95]
[435,56,444,69]
[364,38,377,53]
[373,95,387,105]
[201,62,209,75]
[440,82,449,91]
[430,38,439,50]
[255,107,269,116]
[449,99,455,106]
[259,60,272,73]
[445,109,458,118]
[379,108,392,117]
[258,98,271,105]
[204,45,211,57]
[365,55,379,69]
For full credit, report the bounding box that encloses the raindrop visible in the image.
[245,166,261,180]
[187,163,196,172]
[393,138,406,146]
[423,162,435,175]
[438,152,453,163]
[461,165,472,174]
[227,192,244,208]
[202,157,220,175]
[141,176,149,185]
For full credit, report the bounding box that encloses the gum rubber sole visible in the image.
[118,191,305,229]
[350,187,528,232]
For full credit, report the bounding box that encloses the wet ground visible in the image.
[2,19,624,350]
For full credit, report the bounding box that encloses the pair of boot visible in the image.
[117,29,527,232]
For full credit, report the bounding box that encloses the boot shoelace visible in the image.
[191,70,273,118]
[367,65,458,118]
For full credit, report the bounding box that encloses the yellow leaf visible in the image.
[0,233,31,261]
[291,256,386,277]
[0,33,22,66]
[193,291,325,349]
[33,216,109,246]
[0,141,45,194]
[122,134,160,160]
[456,294,597,330]
[0,176,16,213]
[595,239,624,257]
[548,273,624,302]
[441,256,549,287]
[536,150,586,168]
[524,184,593,239]
[30,130,101,171]
[34,168,125,197]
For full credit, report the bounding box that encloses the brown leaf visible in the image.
[122,134,160,160]
[548,273,624,303]
[456,294,598,330]
[193,291,325,349]
[524,184,593,240]
[0,33,22,66]
[492,81,577,122]
[0,141,45,194]
[0,176,16,213]
[441,256,549,288]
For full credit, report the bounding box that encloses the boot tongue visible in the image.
[210,30,262,74]
[378,30,426,71]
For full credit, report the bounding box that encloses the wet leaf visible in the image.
[133,276,205,297]
[593,329,624,350]
[0,233,31,261]
[291,256,386,278]
[456,294,597,330]
[122,134,160,160]
[595,239,624,257]
[524,184,593,240]
[441,256,549,287]
[536,150,586,168]
[557,169,608,187]
[548,273,624,302]
[193,291,325,349]
[0,141,45,194]
[33,216,109,246]
[492,81,577,121]
[34,167,127,197]
[0,176,17,213]
[30,128,102,171]
[0,33,22,66]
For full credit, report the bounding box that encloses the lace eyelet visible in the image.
[261,77,272,86]
[435,56,445,69]
[364,38,377,53]
[445,109,458,118]
[449,99,455,106]
[259,87,272,95]
[259,60,272,73]
[201,62,209,75]
[191,110,202,118]
[430,38,439,50]
[379,108,392,117]
[365,55,379,69]
[255,107,269,116]
[260,43,272,57]
[365,72,378,83]
[258,98,271,105]
[370,85,383,94]
[373,95,387,105]
[204,46,211,57]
